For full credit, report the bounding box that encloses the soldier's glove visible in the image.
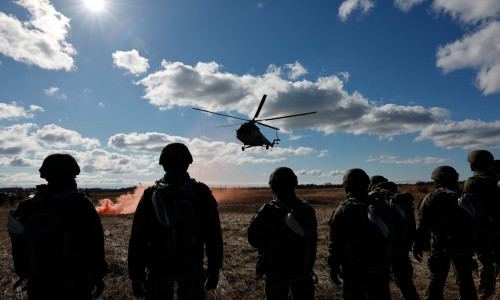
[131,280,146,298]
[329,265,342,285]
[204,268,220,291]
[91,277,105,298]
[413,246,423,262]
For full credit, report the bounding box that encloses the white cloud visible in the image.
[289,134,305,141]
[394,0,425,13]
[436,21,500,95]
[0,171,42,187]
[108,132,319,168]
[318,150,329,158]
[432,0,500,24]
[0,0,75,71]
[43,86,67,99]
[0,102,44,120]
[0,155,41,167]
[351,104,449,137]
[366,154,450,164]
[0,123,39,155]
[297,169,324,177]
[338,0,375,22]
[415,119,500,150]
[71,149,153,175]
[0,124,101,155]
[108,132,189,152]
[297,169,345,177]
[338,72,350,82]
[137,60,448,138]
[112,49,150,75]
[35,124,100,149]
[328,170,345,177]
[285,62,307,79]
[136,60,248,111]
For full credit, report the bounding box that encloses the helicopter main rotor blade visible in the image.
[192,107,250,122]
[215,123,242,128]
[253,94,267,120]
[257,111,317,121]
[255,121,279,131]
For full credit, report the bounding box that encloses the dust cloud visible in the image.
[211,188,239,204]
[96,185,148,215]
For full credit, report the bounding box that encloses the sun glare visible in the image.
[83,0,106,12]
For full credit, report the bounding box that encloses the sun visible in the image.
[83,0,106,12]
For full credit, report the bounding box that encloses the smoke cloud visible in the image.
[96,185,148,215]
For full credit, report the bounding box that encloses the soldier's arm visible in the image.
[9,201,30,277]
[128,188,153,282]
[199,184,223,271]
[413,194,433,253]
[80,196,108,280]
[327,205,348,268]
[309,206,319,267]
[247,203,276,249]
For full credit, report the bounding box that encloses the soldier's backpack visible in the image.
[342,198,396,270]
[7,191,85,291]
[386,192,416,253]
[434,188,480,251]
[264,199,317,280]
[346,198,395,241]
[150,179,200,266]
[457,192,486,224]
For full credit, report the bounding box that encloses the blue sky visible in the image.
[1,0,499,188]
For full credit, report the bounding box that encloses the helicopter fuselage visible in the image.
[236,122,273,149]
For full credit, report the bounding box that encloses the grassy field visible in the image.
[0,185,484,299]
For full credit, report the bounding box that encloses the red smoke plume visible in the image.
[96,185,148,215]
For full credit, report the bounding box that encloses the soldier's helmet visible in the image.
[431,166,458,184]
[368,175,388,192]
[159,143,193,171]
[343,168,370,192]
[377,181,397,193]
[39,153,81,179]
[269,167,298,193]
[467,150,494,172]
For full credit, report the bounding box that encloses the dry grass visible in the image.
[0,185,485,299]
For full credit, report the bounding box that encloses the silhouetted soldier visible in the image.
[328,168,392,300]
[248,167,318,300]
[8,153,108,300]
[369,177,419,300]
[128,143,223,300]
[413,166,478,300]
[463,150,500,300]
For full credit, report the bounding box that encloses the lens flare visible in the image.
[83,0,106,12]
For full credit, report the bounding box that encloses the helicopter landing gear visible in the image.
[242,146,245,151]
[266,145,269,150]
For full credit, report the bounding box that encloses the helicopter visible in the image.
[193,94,317,151]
